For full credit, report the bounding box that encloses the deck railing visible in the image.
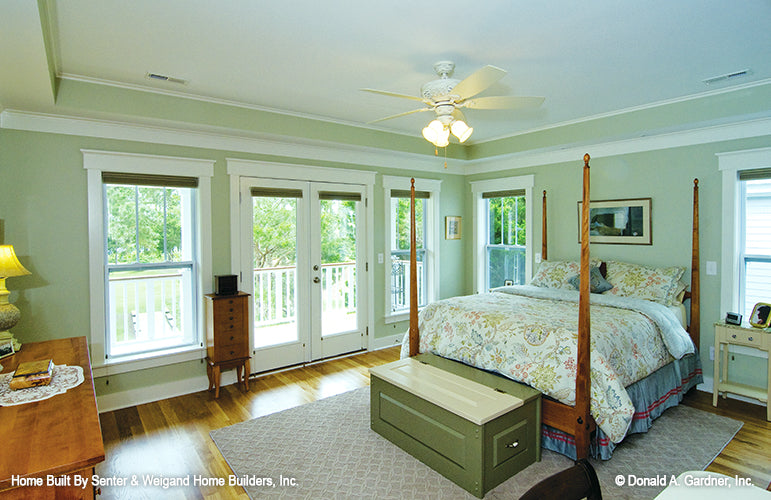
[253,262,357,327]
[107,271,188,352]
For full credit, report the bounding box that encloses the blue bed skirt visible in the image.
[541,351,703,460]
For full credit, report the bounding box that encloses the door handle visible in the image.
[313,277,320,283]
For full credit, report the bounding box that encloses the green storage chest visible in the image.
[370,353,541,498]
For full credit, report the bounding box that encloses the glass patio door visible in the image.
[240,178,366,373]
[309,183,366,360]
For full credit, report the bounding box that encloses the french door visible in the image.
[239,177,367,372]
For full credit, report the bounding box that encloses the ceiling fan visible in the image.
[362,61,544,146]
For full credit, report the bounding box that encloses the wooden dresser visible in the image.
[205,292,250,398]
[0,337,105,499]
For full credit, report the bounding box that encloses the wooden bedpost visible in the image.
[542,190,548,261]
[690,179,700,349]
[574,154,592,460]
[409,178,419,357]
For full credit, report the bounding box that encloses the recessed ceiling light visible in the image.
[145,72,188,85]
[702,69,751,85]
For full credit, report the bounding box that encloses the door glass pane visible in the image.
[320,198,358,336]
[252,196,298,348]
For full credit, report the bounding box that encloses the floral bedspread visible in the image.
[400,285,695,443]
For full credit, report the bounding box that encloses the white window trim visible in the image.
[84,150,214,377]
[470,175,534,294]
[382,175,442,324]
[718,147,771,316]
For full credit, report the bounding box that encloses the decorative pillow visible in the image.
[530,259,603,290]
[568,267,613,293]
[604,260,686,305]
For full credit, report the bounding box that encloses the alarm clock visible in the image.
[725,312,742,326]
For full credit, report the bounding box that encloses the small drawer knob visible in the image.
[731,334,737,339]
[748,336,753,341]
[505,441,519,449]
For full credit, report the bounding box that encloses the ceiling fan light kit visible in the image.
[363,60,544,148]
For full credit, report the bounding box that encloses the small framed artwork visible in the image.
[578,198,652,245]
[445,216,462,240]
[0,340,14,360]
[749,302,771,328]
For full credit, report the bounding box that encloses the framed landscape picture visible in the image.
[445,216,461,240]
[578,198,652,245]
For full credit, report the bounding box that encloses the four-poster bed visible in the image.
[405,154,702,461]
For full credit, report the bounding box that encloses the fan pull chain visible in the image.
[444,146,448,169]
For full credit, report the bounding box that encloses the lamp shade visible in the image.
[451,120,473,143]
[0,245,31,278]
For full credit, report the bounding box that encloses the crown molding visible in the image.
[482,77,771,144]
[0,109,462,175]
[2,108,769,178]
[58,73,422,142]
[465,115,771,175]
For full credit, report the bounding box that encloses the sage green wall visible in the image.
[2,120,768,401]
[0,128,467,397]
[467,136,771,389]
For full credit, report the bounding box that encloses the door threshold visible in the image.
[249,348,367,379]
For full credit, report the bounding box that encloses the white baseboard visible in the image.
[96,370,241,413]
[370,333,404,351]
[96,339,406,412]
[697,375,768,407]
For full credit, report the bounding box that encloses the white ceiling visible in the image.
[2,0,771,144]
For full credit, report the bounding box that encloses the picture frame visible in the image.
[749,302,771,328]
[0,339,14,360]
[578,198,652,245]
[445,216,461,240]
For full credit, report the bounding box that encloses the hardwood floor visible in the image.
[97,347,771,499]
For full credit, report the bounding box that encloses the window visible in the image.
[718,147,771,322]
[470,175,534,293]
[390,191,427,313]
[382,176,441,321]
[738,171,771,318]
[85,150,213,375]
[103,175,198,358]
[484,190,527,288]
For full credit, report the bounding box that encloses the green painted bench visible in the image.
[370,353,542,498]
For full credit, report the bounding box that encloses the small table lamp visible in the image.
[0,245,31,351]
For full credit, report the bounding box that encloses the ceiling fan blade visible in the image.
[461,95,545,110]
[360,88,426,103]
[367,107,430,124]
[451,108,467,122]
[450,65,507,100]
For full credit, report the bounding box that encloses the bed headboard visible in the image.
[541,177,701,349]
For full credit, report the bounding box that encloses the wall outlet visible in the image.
[709,345,714,361]
[706,261,717,275]
[377,253,384,264]
[535,252,542,263]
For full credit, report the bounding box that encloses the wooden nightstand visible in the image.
[713,321,770,421]
[205,292,250,398]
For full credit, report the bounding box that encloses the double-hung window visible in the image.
[484,190,527,288]
[738,170,771,318]
[103,174,198,358]
[85,150,213,374]
[470,175,534,293]
[382,176,441,321]
[718,147,771,324]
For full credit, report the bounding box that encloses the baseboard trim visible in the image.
[96,370,241,413]
[370,333,404,351]
[96,341,405,412]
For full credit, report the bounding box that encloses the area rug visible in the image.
[210,387,742,499]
